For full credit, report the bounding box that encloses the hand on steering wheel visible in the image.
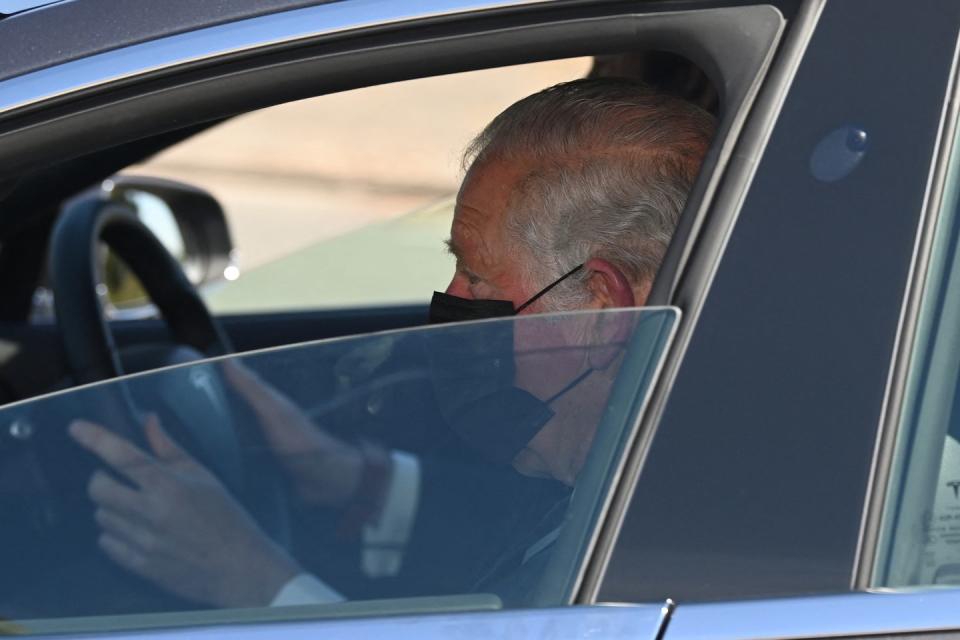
[69,415,300,608]
[46,194,294,607]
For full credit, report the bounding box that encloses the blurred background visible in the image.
[125,58,591,312]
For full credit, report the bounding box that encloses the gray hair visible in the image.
[464,77,715,309]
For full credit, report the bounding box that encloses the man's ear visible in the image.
[584,258,637,308]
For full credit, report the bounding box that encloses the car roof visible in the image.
[0,0,337,83]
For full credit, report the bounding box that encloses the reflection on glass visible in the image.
[125,190,185,260]
[0,308,675,633]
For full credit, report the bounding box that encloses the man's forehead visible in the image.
[453,158,529,228]
[449,205,491,264]
[448,156,535,270]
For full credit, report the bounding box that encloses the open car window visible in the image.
[121,59,590,315]
[0,307,676,635]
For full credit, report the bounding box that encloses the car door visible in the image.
[592,0,960,615]
[1,0,910,637]
[665,589,960,640]
[0,305,678,634]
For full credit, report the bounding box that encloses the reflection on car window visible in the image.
[0,308,675,634]
[876,122,960,587]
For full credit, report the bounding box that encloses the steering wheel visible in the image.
[49,196,232,385]
[46,194,290,557]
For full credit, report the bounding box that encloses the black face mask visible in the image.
[428,264,584,325]
[426,263,588,464]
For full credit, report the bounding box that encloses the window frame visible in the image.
[598,0,960,604]
[859,10,960,589]
[0,0,792,612]
[0,1,784,323]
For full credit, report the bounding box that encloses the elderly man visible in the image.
[69,77,714,608]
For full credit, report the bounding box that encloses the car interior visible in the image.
[0,53,720,405]
[0,1,789,630]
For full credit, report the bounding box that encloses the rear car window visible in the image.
[876,116,960,587]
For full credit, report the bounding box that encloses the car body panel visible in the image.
[14,600,669,639]
[0,0,557,118]
[666,588,960,640]
[0,0,330,80]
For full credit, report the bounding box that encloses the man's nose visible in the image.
[445,275,471,298]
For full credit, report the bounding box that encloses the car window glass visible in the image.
[122,59,589,314]
[876,120,960,587]
[0,307,676,634]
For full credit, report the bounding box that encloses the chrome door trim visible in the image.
[18,603,669,640]
[0,0,553,119]
[0,0,65,15]
[666,589,960,640]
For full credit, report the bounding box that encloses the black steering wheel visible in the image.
[0,194,299,618]
[46,193,290,560]
[49,196,232,385]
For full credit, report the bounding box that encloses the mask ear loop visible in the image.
[544,366,594,406]
[514,264,584,314]
[515,262,592,405]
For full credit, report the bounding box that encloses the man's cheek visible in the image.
[514,324,589,398]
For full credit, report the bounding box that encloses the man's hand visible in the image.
[222,362,363,508]
[69,415,300,608]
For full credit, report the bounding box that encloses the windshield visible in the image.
[0,307,675,635]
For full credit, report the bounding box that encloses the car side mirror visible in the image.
[97,175,238,313]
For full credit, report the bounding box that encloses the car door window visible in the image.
[0,307,676,635]
[875,115,960,587]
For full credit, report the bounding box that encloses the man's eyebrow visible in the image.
[444,238,462,259]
